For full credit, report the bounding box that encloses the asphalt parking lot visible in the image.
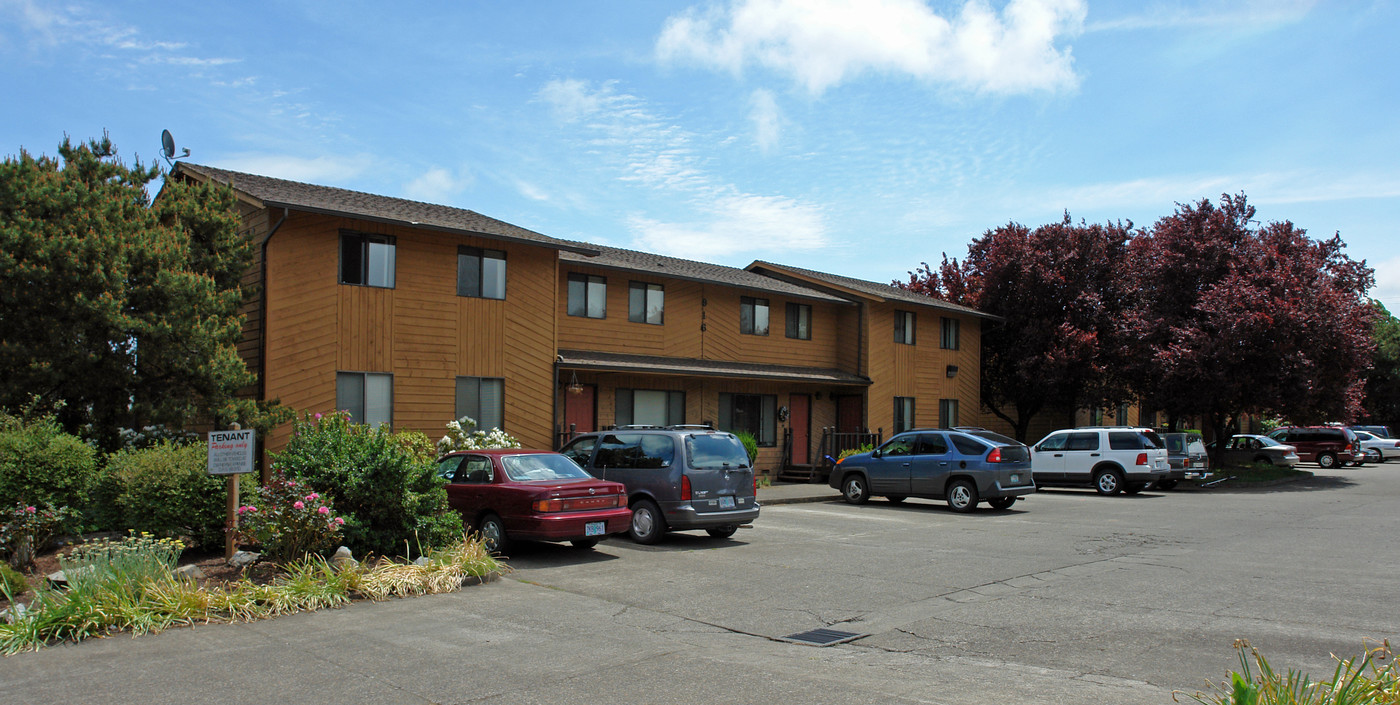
[4,465,1397,704]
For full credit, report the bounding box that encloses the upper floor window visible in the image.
[628,282,664,324]
[337,371,392,427]
[458,247,506,299]
[741,297,770,336]
[894,310,916,345]
[567,273,607,318]
[785,303,811,340]
[340,232,395,288]
[940,317,960,350]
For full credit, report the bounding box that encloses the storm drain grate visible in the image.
[780,628,865,646]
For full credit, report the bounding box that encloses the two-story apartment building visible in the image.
[171,163,994,477]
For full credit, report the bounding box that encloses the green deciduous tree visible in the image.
[0,134,272,447]
[1361,301,1400,428]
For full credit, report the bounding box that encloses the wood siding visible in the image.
[866,305,983,435]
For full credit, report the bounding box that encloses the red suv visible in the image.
[1266,427,1359,469]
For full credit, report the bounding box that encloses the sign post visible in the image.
[208,427,256,559]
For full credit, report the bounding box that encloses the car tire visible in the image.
[886,495,906,504]
[842,475,870,505]
[1254,456,1274,466]
[1093,469,1124,495]
[946,479,978,513]
[1156,479,1179,490]
[705,525,739,539]
[1317,453,1338,469]
[477,514,509,554]
[987,496,1016,510]
[570,539,599,549]
[629,499,666,545]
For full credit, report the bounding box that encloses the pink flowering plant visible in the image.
[0,502,77,569]
[232,473,344,562]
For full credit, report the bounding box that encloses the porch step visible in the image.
[777,464,828,484]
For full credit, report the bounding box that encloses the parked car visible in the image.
[1159,432,1210,489]
[1266,426,1359,469]
[1353,446,1383,466]
[559,426,759,544]
[1352,430,1400,462]
[1209,434,1301,468]
[1351,425,1393,439]
[829,428,1035,512]
[1029,427,1170,495]
[436,449,632,552]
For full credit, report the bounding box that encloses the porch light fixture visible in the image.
[946,365,959,378]
[566,371,583,395]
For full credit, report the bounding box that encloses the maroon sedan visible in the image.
[436,449,631,552]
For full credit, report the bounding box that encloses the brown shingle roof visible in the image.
[173,162,597,254]
[747,261,996,319]
[557,349,870,385]
[560,245,848,303]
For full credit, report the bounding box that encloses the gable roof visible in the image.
[746,261,996,319]
[172,162,598,255]
[560,245,849,303]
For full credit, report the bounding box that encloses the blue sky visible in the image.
[3,0,1397,309]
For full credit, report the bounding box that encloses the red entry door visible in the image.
[789,394,811,465]
[564,384,596,436]
[837,395,863,433]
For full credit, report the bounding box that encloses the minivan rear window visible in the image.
[686,434,751,469]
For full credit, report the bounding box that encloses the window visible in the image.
[628,281,664,324]
[785,303,811,340]
[1066,432,1100,451]
[336,372,392,427]
[1090,408,1105,426]
[453,456,493,483]
[950,434,989,456]
[567,273,607,318]
[741,297,770,336]
[718,393,776,446]
[615,389,685,426]
[594,434,675,469]
[1116,403,1130,426]
[894,310,915,345]
[938,398,958,428]
[458,247,506,299]
[340,232,395,288]
[940,317,960,350]
[893,397,915,433]
[456,376,504,431]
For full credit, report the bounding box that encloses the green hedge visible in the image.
[96,442,231,551]
[0,412,98,517]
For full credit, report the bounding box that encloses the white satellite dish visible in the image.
[160,129,190,164]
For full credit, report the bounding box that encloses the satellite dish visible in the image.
[160,129,190,164]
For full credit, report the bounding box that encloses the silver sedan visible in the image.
[1217,434,1301,468]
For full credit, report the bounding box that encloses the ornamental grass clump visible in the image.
[1178,639,1398,705]
[232,472,344,561]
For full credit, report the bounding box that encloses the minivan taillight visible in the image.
[986,447,1002,463]
[681,474,692,501]
[1136,453,1148,466]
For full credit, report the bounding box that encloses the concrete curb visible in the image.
[760,493,841,506]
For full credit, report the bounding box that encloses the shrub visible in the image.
[96,442,229,551]
[0,502,78,570]
[272,412,463,557]
[733,431,759,464]
[436,416,521,455]
[1,561,28,597]
[0,412,98,518]
[838,443,875,460]
[233,472,344,561]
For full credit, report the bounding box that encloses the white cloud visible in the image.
[629,193,828,259]
[538,78,610,121]
[217,153,373,184]
[656,0,1086,95]
[514,179,551,202]
[403,167,471,203]
[749,89,783,152]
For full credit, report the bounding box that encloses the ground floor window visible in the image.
[718,393,776,446]
[894,397,915,433]
[337,371,392,427]
[938,398,959,429]
[1116,403,1130,426]
[457,376,505,430]
[616,388,684,427]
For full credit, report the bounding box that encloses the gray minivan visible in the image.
[559,427,760,544]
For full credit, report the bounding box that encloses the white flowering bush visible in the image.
[437,417,521,455]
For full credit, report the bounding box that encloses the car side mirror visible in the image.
[871,449,882,459]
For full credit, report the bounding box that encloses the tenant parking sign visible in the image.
[207,429,256,475]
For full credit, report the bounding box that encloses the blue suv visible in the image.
[828,428,1036,512]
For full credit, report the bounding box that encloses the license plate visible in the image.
[1010,474,1020,484]
[718,496,735,510]
[585,521,605,537]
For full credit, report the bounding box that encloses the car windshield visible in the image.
[1354,431,1375,441]
[686,434,751,469]
[500,454,593,481]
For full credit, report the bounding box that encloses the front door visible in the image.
[789,394,811,465]
[564,383,596,436]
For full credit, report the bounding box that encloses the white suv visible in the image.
[1030,427,1170,495]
